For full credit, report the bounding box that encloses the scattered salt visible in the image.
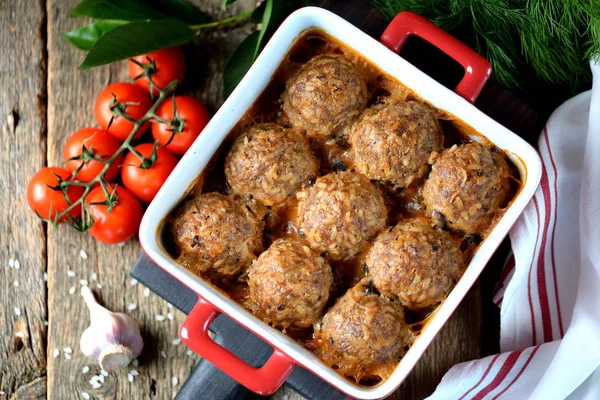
[91,272,97,281]
[161,350,167,359]
[127,373,134,383]
[129,370,139,376]
[100,370,109,377]
[13,280,18,287]
[63,347,72,354]
[186,349,193,356]
[14,307,21,316]
[82,366,90,374]
[155,315,165,322]
[128,303,137,311]
[143,288,150,297]
[9,258,14,268]
[43,272,48,281]
[172,338,181,346]
[82,392,90,400]
[14,259,20,269]
[172,376,179,386]
[44,320,48,326]
[96,284,102,289]
[15,331,24,338]
[132,359,139,367]
[130,278,138,286]
[65,353,72,360]
[167,303,173,309]
[118,242,126,247]
[69,286,76,295]
[80,250,88,259]
[67,270,75,277]
[91,382,101,389]
[167,313,174,321]
[53,348,60,358]
[79,279,88,286]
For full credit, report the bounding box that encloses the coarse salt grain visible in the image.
[69,286,76,295]
[98,374,105,383]
[161,351,167,359]
[65,353,72,360]
[167,313,174,321]
[82,366,90,374]
[63,347,72,353]
[43,272,48,281]
[79,279,88,286]
[14,307,21,316]
[15,331,24,338]
[53,349,60,358]
[172,338,181,345]
[13,280,18,287]
[132,359,139,367]
[167,303,173,309]
[96,284,102,289]
[172,376,179,386]
[67,270,75,277]
[129,370,139,376]
[127,373,134,383]
[101,370,109,377]
[143,288,150,297]
[130,278,138,286]
[128,303,137,311]
[82,392,90,400]
[186,349,193,356]
[118,242,126,247]
[14,260,20,269]
[80,250,88,259]
[9,258,14,268]
[91,272,97,281]
[91,382,101,389]
[44,320,48,326]
[155,315,165,322]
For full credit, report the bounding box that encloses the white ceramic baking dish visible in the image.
[139,7,542,399]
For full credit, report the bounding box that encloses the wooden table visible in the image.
[0,1,572,399]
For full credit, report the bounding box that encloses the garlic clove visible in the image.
[80,286,144,372]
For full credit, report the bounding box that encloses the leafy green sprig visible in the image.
[372,0,600,90]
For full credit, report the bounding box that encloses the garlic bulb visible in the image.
[80,286,144,371]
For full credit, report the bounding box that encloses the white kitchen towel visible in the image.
[427,60,600,400]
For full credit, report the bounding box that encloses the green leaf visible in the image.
[70,0,172,20]
[254,0,273,58]
[147,0,208,24]
[221,0,239,10]
[79,20,195,69]
[223,31,261,98]
[63,20,127,51]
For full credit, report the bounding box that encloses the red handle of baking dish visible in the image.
[180,297,297,396]
[380,11,491,103]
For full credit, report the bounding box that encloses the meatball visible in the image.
[282,54,368,139]
[349,101,443,188]
[314,279,412,368]
[297,171,387,260]
[248,238,333,329]
[225,124,318,206]
[423,142,511,234]
[170,192,263,280]
[366,218,463,309]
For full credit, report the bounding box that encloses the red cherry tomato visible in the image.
[121,143,178,203]
[128,47,186,94]
[63,127,123,182]
[94,82,152,142]
[27,167,84,222]
[85,184,143,244]
[151,96,209,155]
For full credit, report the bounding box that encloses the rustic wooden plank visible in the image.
[45,0,255,399]
[0,0,48,398]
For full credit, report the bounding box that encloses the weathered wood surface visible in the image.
[0,0,48,399]
[0,0,569,399]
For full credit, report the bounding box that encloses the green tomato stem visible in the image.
[190,9,253,30]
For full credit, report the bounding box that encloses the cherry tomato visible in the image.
[85,184,143,244]
[152,96,209,155]
[121,143,178,203]
[27,167,84,222]
[63,127,123,182]
[94,82,152,142]
[128,47,186,94]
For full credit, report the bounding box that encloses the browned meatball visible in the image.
[248,238,333,329]
[366,218,463,309]
[314,279,412,368]
[225,124,318,206]
[297,171,387,260]
[423,142,511,234]
[349,101,443,188]
[282,54,368,139]
[170,192,263,280]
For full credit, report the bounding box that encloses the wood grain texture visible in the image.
[0,0,48,398]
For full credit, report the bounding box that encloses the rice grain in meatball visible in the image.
[248,238,333,329]
[225,123,318,206]
[170,192,263,280]
[314,279,412,369]
[349,101,443,188]
[298,171,387,260]
[423,142,510,234]
[282,54,368,139]
[366,218,463,309]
